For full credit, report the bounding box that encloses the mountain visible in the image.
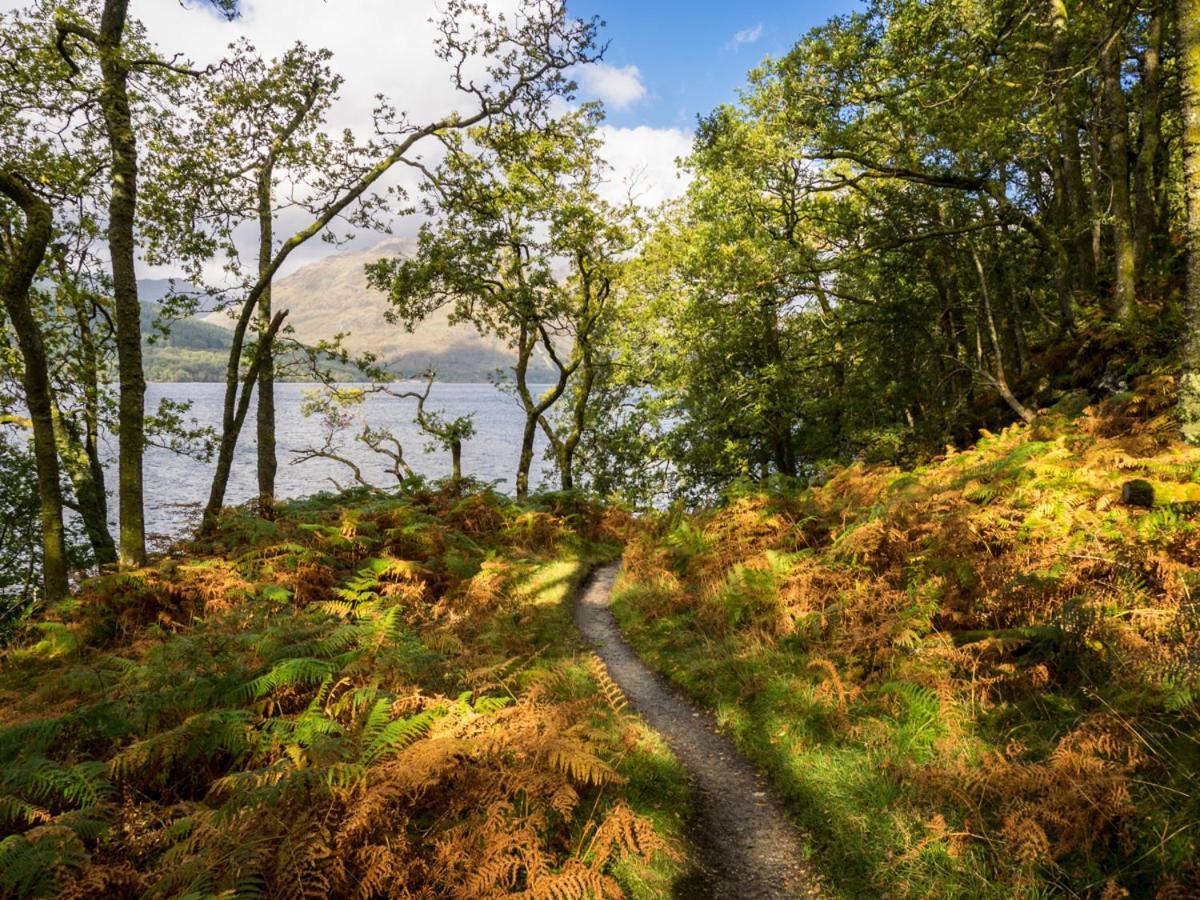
[141,301,232,351]
[138,300,360,382]
[201,237,553,382]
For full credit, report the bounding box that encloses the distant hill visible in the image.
[139,300,360,383]
[200,238,553,382]
[141,301,232,351]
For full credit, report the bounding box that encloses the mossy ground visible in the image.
[0,486,694,898]
[614,378,1200,898]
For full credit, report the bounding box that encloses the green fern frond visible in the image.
[360,706,443,764]
[109,710,253,783]
[0,826,88,898]
[0,716,67,761]
[0,793,50,827]
[473,695,512,715]
[1,758,112,811]
[233,658,340,703]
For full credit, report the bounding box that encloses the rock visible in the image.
[1121,479,1155,508]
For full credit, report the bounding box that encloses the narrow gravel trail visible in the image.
[575,562,821,899]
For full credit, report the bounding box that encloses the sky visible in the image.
[5,0,862,275]
[574,0,859,131]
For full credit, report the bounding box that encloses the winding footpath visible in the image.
[575,563,821,898]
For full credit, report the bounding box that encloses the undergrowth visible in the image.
[614,376,1200,898]
[0,485,692,898]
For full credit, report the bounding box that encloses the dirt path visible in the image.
[575,562,821,899]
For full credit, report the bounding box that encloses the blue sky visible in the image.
[572,1,863,129]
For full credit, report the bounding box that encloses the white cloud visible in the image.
[1,1,690,274]
[599,125,693,208]
[575,62,647,110]
[725,23,764,50]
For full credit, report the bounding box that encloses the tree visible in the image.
[537,118,637,492]
[0,172,70,602]
[1180,0,1200,441]
[53,0,238,565]
[372,108,615,498]
[145,40,368,520]
[161,0,597,530]
[0,0,119,587]
[293,371,475,491]
[584,0,1190,503]
[1100,3,1137,322]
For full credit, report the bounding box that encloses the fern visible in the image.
[473,695,512,715]
[0,793,49,828]
[881,681,944,761]
[0,827,88,898]
[587,655,627,714]
[0,758,112,812]
[233,657,341,703]
[0,490,680,896]
[0,716,67,760]
[109,710,253,783]
[360,704,443,764]
[543,737,625,787]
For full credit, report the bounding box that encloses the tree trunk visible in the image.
[560,351,595,491]
[450,440,462,489]
[70,296,117,564]
[1133,3,1165,279]
[998,228,1032,375]
[759,294,797,477]
[1179,0,1200,441]
[515,336,575,500]
[1049,0,1097,295]
[514,323,538,500]
[202,310,287,530]
[1101,30,1137,322]
[1090,125,1105,280]
[971,243,1035,424]
[0,172,70,602]
[52,408,116,566]
[96,0,146,565]
[255,170,277,518]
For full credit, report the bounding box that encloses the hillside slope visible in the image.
[0,490,691,896]
[139,301,360,383]
[614,378,1200,897]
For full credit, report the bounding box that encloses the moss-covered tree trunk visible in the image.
[98,0,146,565]
[64,299,117,565]
[52,409,116,567]
[1133,3,1165,278]
[450,439,462,488]
[559,351,594,491]
[514,322,538,500]
[255,170,277,518]
[202,309,287,531]
[0,172,70,602]
[1179,0,1200,441]
[1102,31,1137,323]
[1049,0,1097,296]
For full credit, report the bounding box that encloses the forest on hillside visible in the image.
[2,0,1200,896]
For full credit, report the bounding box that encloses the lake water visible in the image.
[116,383,552,544]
